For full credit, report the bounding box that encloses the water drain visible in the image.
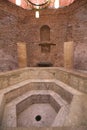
[35,115,41,121]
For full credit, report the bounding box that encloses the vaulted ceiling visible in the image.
[8,0,75,9]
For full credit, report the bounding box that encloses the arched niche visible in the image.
[40,25,50,41]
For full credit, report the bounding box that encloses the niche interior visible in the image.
[39,25,55,53]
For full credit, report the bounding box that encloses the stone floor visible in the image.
[17,103,57,127]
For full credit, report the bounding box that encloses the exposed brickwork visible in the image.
[68,4,87,70]
[0,0,87,71]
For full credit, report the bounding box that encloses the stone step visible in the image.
[0,79,82,105]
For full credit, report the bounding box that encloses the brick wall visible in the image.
[0,0,87,71]
[68,3,87,70]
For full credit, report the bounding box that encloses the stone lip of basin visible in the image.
[2,90,68,127]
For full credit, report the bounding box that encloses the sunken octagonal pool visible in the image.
[1,81,83,127]
[17,93,61,127]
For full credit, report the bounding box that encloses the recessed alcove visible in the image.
[39,25,56,53]
[40,25,50,41]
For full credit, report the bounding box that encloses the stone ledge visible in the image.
[0,67,87,93]
[0,126,87,130]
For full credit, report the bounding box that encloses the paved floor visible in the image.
[17,103,57,127]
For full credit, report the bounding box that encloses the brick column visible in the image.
[17,42,27,68]
[64,41,74,69]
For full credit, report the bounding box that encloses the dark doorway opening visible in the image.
[37,62,53,67]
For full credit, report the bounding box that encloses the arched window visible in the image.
[40,25,50,41]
